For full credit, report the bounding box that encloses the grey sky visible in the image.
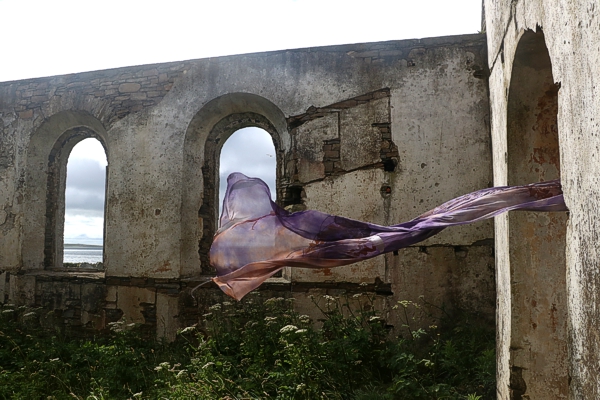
[65,158,106,217]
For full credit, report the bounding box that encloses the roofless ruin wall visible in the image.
[0,34,492,339]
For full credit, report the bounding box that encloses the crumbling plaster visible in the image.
[485,0,600,398]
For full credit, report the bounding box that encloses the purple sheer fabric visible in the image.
[210,173,567,300]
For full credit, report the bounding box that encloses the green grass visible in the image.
[0,295,495,399]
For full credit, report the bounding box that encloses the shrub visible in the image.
[0,294,495,399]
[157,294,495,399]
[0,304,186,399]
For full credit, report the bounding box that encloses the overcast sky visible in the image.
[64,139,108,239]
[0,0,482,240]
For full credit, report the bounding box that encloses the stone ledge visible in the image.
[23,270,105,281]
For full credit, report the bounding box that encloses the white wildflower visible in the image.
[209,304,221,311]
[299,315,310,323]
[179,326,196,334]
[295,329,307,334]
[280,325,298,334]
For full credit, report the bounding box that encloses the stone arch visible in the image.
[506,29,568,399]
[23,111,109,270]
[180,93,289,277]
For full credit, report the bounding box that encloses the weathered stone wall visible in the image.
[484,0,600,398]
[0,35,493,341]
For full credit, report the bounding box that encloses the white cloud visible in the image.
[69,139,108,167]
[64,214,104,239]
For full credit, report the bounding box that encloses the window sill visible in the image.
[24,269,105,279]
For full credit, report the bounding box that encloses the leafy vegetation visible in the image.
[0,294,494,399]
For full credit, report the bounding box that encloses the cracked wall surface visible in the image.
[0,34,492,340]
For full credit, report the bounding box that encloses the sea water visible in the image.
[64,237,103,264]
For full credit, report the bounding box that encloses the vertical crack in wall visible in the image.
[374,122,399,172]
[509,366,527,399]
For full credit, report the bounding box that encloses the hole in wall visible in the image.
[217,126,280,277]
[382,158,397,172]
[63,138,107,267]
[282,185,303,207]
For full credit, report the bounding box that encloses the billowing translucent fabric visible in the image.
[210,172,567,300]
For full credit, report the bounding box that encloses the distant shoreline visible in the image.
[64,244,103,249]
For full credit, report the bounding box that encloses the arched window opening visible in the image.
[198,116,280,275]
[218,127,277,213]
[43,131,107,270]
[62,138,107,268]
[507,29,568,399]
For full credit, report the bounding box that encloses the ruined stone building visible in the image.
[0,0,598,398]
